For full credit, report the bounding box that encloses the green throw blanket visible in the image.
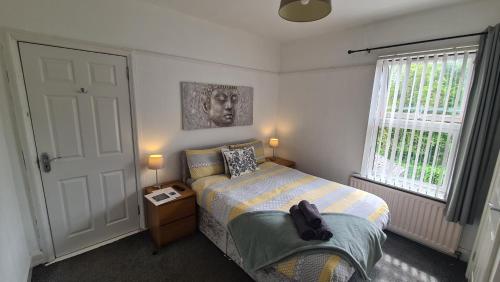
[228,211,386,281]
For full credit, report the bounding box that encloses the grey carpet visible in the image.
[32,231,466,282]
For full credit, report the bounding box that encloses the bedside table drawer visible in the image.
[157,215,196,246]
[144,180,196,248]
[158,197,195,225]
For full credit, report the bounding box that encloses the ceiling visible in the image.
[144,0,474,42]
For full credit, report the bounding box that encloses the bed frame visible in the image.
[180,138,291,281]
[180,139,356,282]
[198,206,289,281]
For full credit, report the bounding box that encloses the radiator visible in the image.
[350,175,462,255]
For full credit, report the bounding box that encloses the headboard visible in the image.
[180,138,258,185]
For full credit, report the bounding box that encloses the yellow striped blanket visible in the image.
[192,162,390,281]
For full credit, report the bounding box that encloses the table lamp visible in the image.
[269,138,279,160]
[148,154,165,188]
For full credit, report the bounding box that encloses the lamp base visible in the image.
[154,169,161,189]
[270,148,279,161]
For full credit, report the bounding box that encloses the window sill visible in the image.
[351,173,447,204]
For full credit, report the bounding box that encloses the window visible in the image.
[361,48,476,200]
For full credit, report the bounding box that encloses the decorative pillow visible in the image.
[185,146,227,180]
[229,140,265,164]
[223,147,258,178]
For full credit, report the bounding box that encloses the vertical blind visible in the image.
[361,48,477,200]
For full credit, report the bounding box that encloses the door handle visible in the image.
[78,87,88,94]
[40,153,61,173]
[488,202,500,213]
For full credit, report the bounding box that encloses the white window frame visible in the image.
[361,48,477,200]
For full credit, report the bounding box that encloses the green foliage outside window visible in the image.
[375,127,450,186]
[385,57,471,115]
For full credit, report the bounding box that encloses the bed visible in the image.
[181,140,390,282]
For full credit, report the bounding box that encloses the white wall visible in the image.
[0,0,280,72]
[133,52,279,186]
[0,53,35,282]
[0,127,30,281]
[279,0,500,185]
[278,65,374,184]
[277,0,500,261]
[0,0,282,272]
[0,0,282,186]
[280,0,500,72]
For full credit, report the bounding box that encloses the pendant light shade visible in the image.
[279,0,332,22]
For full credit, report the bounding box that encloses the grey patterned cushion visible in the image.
[222,147,258,178]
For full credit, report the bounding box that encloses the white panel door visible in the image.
[19,42,139,257]
[468,153,500,282]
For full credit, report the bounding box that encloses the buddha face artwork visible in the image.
[202,85,239,127]
[181,82,253,130]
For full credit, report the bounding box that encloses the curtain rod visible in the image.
[379,45,478,60]
[347,32,487,54]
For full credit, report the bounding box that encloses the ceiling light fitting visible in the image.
[279,0,332,22]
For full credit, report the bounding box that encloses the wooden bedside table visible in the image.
[144,180,196,249]
[266,157,296,168]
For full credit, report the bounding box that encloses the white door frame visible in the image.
[467,151,500,281]
[0,28,145,263]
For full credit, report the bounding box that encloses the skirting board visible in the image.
[30,250,46,267]
[41,229,143,266]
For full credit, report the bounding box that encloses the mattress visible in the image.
[191,162,390,281]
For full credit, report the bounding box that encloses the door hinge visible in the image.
[4,70,9,84]
[126,67,130,81]
[33,218,42,242]
[21,151,27,170]
[137,206,141,215]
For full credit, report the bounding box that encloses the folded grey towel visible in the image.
[289,205,315,240]
[315,224,333,240]
[298,200,322,228]
[290,203,332,241]
[310,204,333,240]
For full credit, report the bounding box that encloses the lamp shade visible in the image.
[279,0,332,22]
[148,154,165,170]
[269,138,280,148]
